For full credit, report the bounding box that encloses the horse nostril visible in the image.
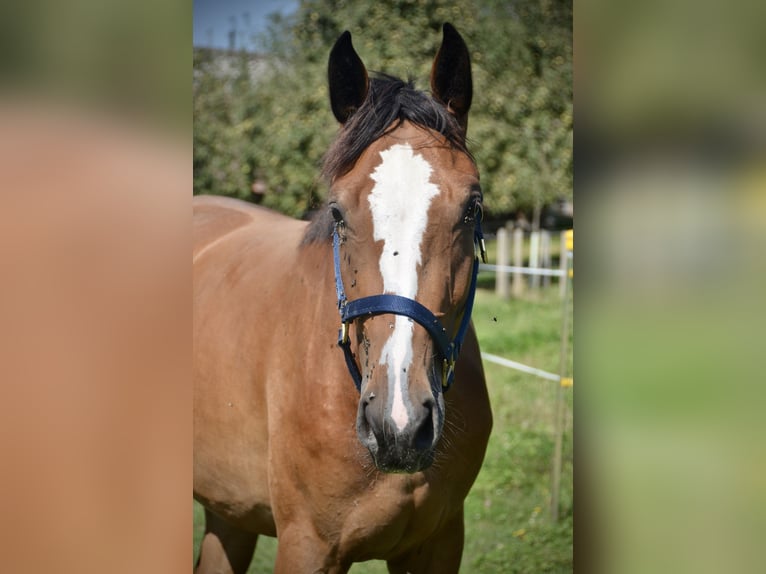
[363,399,383,437]
[356,398,380,453]
[412,400,435,452]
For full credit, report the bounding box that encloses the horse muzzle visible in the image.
[355,383,443,473]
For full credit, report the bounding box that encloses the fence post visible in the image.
[541,230,551,288]
[512,226,524,298]
[559,231,568,298]
[551,229,573,521]
[529,230,540,290]
[495,226,509,299]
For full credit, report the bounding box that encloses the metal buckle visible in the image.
[474,235,488,264]
[442,357,456,389]
[340,321,350,344]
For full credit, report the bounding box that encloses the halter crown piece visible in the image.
[332,209,487,393]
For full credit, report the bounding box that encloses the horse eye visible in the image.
[330,206,344,223]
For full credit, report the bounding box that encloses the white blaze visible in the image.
[368,143,440,432]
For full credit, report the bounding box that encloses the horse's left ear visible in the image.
[328,31,369,124]
[430,23,473,132]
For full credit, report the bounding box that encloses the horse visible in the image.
[193,23,492,573]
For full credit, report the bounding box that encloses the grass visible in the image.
[461,287,573,573]
[193,282,573,572]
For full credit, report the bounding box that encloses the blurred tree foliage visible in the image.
[193,0,572,221]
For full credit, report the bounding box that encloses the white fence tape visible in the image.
[479,264,566,277]
[481,352,561,382]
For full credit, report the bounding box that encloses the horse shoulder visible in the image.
[193,196,309,533]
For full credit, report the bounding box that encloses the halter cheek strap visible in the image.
[333,220,486,393]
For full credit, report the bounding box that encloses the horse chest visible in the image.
[333,476,453,558]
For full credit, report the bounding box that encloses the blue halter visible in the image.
[333,218,486,393]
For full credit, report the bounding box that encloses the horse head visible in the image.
[324,24,482,473]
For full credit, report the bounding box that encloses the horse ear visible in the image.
[328,31,369,124]
[430,23,473,132]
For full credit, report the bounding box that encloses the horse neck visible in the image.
[293,239,343,346]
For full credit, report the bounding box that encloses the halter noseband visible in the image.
[333,216,486,393]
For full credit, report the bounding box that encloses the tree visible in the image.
[193,0,572,221]
[193,48,254,200]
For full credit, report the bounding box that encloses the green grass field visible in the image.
[194,282,573,572]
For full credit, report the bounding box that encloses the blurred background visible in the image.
[0,2,190,574]
[577,0,766,572]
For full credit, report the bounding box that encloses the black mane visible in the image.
[321,74,470,181]
[302,74,471,245]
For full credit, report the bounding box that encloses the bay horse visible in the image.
[194,23,492,573]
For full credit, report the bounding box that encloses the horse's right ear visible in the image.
[328,31,369,124]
